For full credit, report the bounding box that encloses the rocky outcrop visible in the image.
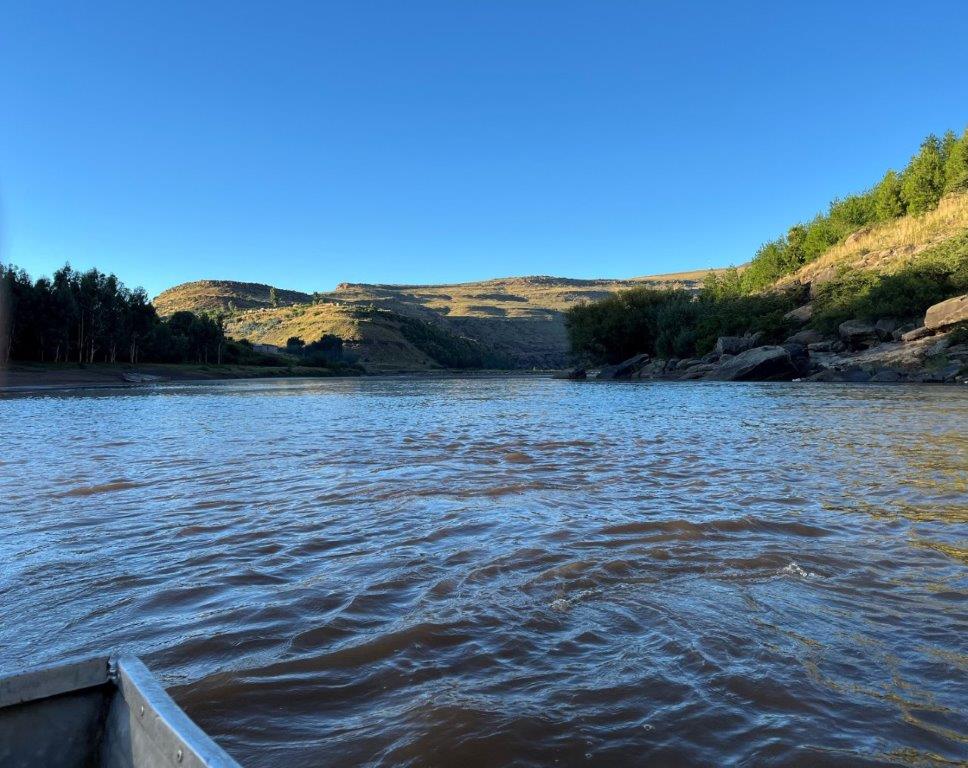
[924,294,968,331]
[839,320,879,350]
[596,353,650,380]
[706,346,799,382]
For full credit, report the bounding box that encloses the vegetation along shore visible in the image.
[565,128,968,384]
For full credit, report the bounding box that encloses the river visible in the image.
[1,377,965,766]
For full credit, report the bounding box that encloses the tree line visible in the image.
[567,126,968,364]
[740,127,968,291]
[0,263,231,365]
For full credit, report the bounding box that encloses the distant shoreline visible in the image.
[0,363,559,394]
[0,362,357,394]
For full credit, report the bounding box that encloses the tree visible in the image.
[944,128,968,193]
[269,287,278,307]
[874,170,906,220]
[901,135,946,214]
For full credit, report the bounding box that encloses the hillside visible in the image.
[779,192,968,290]
[153,280,312,316]
[154,269,723,370]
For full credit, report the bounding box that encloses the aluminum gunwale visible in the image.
[0,654,242,768]
[112,654,241,768]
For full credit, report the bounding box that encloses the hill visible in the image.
[154,269,723,370]
[153,280,312,316]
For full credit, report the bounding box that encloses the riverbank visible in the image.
[0,362,357,393]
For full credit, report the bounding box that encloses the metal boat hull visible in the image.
[0,655,240,768]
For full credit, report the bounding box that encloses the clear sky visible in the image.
[2,1,967,299]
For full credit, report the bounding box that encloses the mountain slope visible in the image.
[155,269,725,370]
[153,280,312,316]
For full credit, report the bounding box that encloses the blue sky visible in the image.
[2,1,967,299]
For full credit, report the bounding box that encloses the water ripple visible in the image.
[0,378,966,767]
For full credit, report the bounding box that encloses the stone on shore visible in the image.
[596,353,650,380]
[924,294,968,331]
[901,326,933,342]
[786,328,824,346]
[706,345,799,381]
[839,320,879,350]
[874,318,900,341]
[553,367,586,380]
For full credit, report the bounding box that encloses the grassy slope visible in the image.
[153,280,312,315]
[779,192,968,289]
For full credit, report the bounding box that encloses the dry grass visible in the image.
[780,192,968,286]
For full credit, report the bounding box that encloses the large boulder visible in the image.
[838,320,879,350]
[924,294,968,331]
[597,353,650,380]
[707,345,799,382]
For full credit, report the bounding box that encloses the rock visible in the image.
[838,367,872,383]
[784,304,813,324]
[901,326,933,342]
[892,323,918,341]
[926,337,951,356]
[869,369,903,383]
[838,320,879,350]
[706,346,799,382]
[679,363,718,380]
[636,359,666,379]
[808,367,870,383]
[664,358,680,373]
[782,342,810,376]
[597,353,650,380]
[596,365,619,380]
[676,358,700,370]
[918,362,962,383]
[947,343,968,361]
[874,318,900,341]
[553,367,586,380]
[700,351,720,364]
[714,335,756,356]
[808,341,836,353]
[786,328,824,346]
[832,341,847,353]
[924,294,968,331]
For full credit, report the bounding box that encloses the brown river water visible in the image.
[1,377,966,767]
